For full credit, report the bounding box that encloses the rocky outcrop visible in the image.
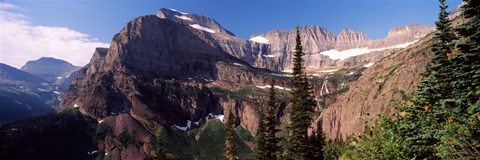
[100,114,152,159]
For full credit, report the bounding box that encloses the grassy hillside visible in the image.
[159,120,255,159]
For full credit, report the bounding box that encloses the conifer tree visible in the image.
[225,110,237,160]
[264,79,280,160]
[288,27,317,159]
[309,120,326,159]
[437,0,480,158]
[255,109,268,160]
[395,0,458,158]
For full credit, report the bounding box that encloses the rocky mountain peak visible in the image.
[386,24,432,38]
[336,29,370,49]
[156,8,235,36]
[21,57,76,70]
[337,29,369,42]
[374,24,434,48]
[20,57,80,84]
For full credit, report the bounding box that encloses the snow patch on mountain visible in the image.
[233,62,246,68]
[190,24,215,33]
[168,8,188,15]
[364,62,375,68]
[256,85,291,91]
[319,69,338,73]
[250,36,270,44]
[174,120,192,131]
[320,40,419,60]
[262,54,275,58]
[175,15,192,21]
[270,73,291,77]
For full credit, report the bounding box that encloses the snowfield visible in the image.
[190,24,215,33]
[250,36,270,44]
[175,15,192,21]
[320,40,418,60]
[364,62,375,68]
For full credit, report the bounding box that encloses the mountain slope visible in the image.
[0,63,54,123]
[0,63,48,84]
[317,32,435,140]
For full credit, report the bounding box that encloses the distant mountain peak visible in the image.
[20,57,80,83]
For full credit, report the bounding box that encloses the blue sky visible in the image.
[7,0,461,41]
[0,0,462,68]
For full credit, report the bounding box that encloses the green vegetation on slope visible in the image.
[158,119,255,159]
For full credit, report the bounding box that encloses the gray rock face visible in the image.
[336,29,370,50]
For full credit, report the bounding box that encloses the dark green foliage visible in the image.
[0,108,98,160]
[225,110,237,160]
[263,80,280,159]
[287,27,318,159]
[308,120,326,159]
[322,141,346,160]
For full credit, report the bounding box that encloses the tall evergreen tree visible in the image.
[255,109,268,160]
[264,79,280,160]
[394,0,458,158]
[437,0,480,158]
[225,110,237,160]
[288,27,317,159]
[309,120,326,159]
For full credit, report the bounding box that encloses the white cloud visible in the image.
[0,2,109,68]
[0,2,18,10]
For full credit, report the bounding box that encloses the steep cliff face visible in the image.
[336,29,370,50]
[316,33,434,140]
